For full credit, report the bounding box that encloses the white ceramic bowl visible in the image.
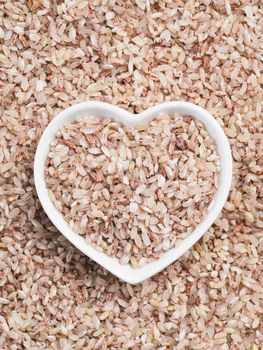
[34,101,232,284]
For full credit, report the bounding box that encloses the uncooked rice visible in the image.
[45,114,220,267]
[0,0,262,349]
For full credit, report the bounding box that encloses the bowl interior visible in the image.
[34,101,232,284]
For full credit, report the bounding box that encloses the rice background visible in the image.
[0,1,262,349]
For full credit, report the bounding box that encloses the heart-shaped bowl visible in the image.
[34,101,232,284]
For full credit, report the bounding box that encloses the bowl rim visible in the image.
[34,101,232,284]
